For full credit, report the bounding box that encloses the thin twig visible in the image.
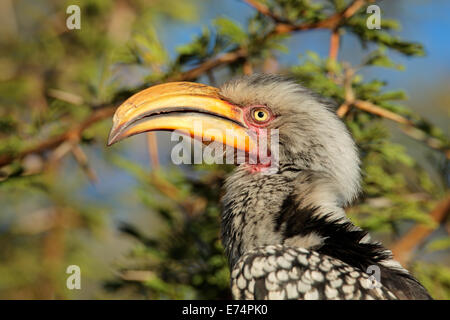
[272,0,373,35]
[71,144,98,183]
[2,0,446,171]
[0,49,248,169]
[243,0,288,24]
[119,270,155,282]
[47,89,84,105]
[0,106,116,167]
[148,171,206,218]
[146,132,159,168]
[335,67,411,125]
[339,100,450,158]
[243,60,253,75]
[336,66,355,117]
[353,100,413,125]
[329,28,340,61]
[167,49,248,82]
[334,66,449,158]
[0,1,373,170]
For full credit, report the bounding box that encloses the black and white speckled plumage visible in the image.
[218,74,432,300]
[230,245,397,300]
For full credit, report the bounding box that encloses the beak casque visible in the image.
[107,82,256,152]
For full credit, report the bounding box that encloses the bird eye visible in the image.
[252,108,269,122]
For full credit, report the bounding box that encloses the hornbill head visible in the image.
[108,74,360,207]
[108,74,431,300]
[108,73,361,266]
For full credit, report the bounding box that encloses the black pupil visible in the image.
[257,111,265,119]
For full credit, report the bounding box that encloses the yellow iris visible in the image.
[253,108,269,122]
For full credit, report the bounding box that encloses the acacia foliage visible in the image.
[0,0,448,299]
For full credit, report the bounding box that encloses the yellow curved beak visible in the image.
[107,82,256,152]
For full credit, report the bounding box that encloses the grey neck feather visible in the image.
[221,163,347,269]
[218,75,411,278]
[219,74,363,268]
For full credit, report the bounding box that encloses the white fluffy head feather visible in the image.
[220,74,361,206]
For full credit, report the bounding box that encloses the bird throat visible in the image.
[221,165,343,268]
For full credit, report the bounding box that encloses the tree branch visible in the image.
[329,28,340,61]
[391,194,450,266]
[243,0,288,24]
[272,0,373,35]
[2,0,446,173]
[335,67,449,158]
[71,143,98,183]
[353,100,413,125]
[167,49,247,82]
[336,66,355,117]
[0,106,116,168]
[146,132,159,168]
[0,49,249,169]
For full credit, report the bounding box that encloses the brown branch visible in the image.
[0,1,376,171]
[71,144,98,183]
[244,0,287,24]
[167,48,247,82]
[0,106,116,168]
[148,171,206,218]
[0,49,250,170]
[186,1,370,78]
[336,66,355,117]
[243,60,253,75]
[334,66,450,158]
[391,194,450,266]
[47,89,84,105]
[273,0,373,35]
[336,102,351,118]
[146,132,159,168]
[352,100,413,125]
[263,56,279,73]
[119,270,155,282]
[338,100,450,158]
[168,4,347,83]
[0,50,245,169]
[4,0,446,172]
[328,28,340,61]
[339,0,372,20]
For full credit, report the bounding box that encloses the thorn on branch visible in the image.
[47,89,84,105]
[71,144,98,183]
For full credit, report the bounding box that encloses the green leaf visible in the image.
[426,237,450,253]
[214,17,248,45]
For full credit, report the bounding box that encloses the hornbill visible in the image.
[108,74,431,300]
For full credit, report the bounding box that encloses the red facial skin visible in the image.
[241,105,275,173]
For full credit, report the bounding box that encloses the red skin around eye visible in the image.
[241,105,275,172]
[242,105,274,129]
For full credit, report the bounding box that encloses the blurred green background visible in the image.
[0,0,448,299]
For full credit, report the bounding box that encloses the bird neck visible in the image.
[221,164,351,268]
[221,165,431,300]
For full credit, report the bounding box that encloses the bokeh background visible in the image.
[0,0,448,299]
